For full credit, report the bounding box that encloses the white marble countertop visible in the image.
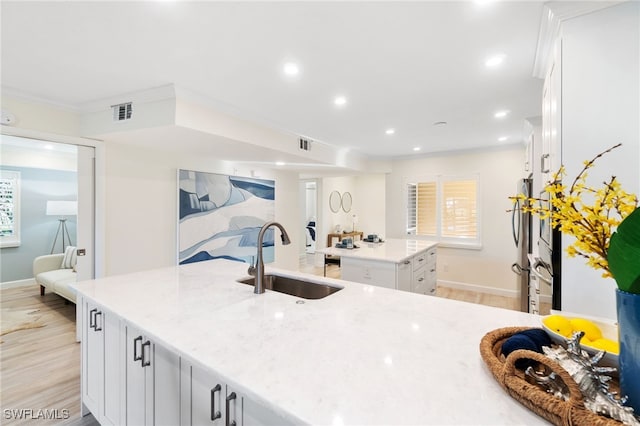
[72,259,548,425]
[317,238,438,264]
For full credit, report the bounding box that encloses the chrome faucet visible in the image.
[250,221,291,294]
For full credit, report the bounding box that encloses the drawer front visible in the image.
[411,269,427,294]
[412,253,427,271]
[426,267,437,296]
[426,247,437,266]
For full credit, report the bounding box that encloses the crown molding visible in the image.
[532,0,626,79]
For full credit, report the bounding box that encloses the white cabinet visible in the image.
[183,361,295,426]
[341,246,437,295]
[396,259,412,292]
[124,323,181,426]
[81,298,123,426]
[541,38,562,183]
[410,246,437,296]
[341,257,397,289]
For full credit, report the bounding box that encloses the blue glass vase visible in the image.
[616,289,640,413]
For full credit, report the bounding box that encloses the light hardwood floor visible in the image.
[0,285,95,425]
[0,263,539,425]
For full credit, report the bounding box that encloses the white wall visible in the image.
[386,145,525,294]
[354,174,386,239]
[104,141,300,276]
[2,95,301,278]
[559,2,640,319]
[320,176,357,243]
[1,96,80,136]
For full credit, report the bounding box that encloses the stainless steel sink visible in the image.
[237,274,342,299]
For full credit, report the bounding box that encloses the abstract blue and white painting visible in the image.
[178,170,275,265]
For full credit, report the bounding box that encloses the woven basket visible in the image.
[479,326,623,426]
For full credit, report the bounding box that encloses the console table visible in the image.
[326,231,363,248]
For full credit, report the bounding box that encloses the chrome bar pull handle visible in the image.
[133,336,143,362]
[211,384,222,421]
[225,392,237,426]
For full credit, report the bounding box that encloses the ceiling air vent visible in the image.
[299,138,312,151]
[111,102,133,122]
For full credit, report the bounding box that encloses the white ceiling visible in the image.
[1,1,547,160]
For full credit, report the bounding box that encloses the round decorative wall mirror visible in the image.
[329,190,342,213]
[341,192,352,213]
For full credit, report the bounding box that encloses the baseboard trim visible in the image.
[1,278,36,289]
[438,280,553,304]
[437,280,517,298]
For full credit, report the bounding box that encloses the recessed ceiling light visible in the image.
[334,96,347,106]
[44,144,54,150]
[276,161,286,166]
[385,128,395,135]
[283,62,299,76]
[494,110,509,119]
[498,136,508,142]
[413,147,421,152]
[433,121,448,126]
[485,54,505,68]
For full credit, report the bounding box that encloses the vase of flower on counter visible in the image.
[513,143,640,414]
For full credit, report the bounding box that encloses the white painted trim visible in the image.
[1,86,79,112]
[0,127,106,279]
[0,278,35,289]
[532,1,625,78]
[78,84,177,113]
[437,279,553,305]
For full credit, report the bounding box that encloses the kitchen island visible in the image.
[72,259,548,425]
[317,238,438,294]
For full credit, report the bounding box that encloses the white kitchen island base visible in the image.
[73,259,551,425]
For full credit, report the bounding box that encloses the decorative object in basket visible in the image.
[511,144,640,412]
[480,327,638,426]
[530,331,639,426]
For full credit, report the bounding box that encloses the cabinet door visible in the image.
[396,259,412,292]
[83,300,104,416]
[125,324,181,426]
[190,363,226,425]
[341,257,397,289]
[152,342,181,425]
[102,314,123,425]
[125,325,148,426]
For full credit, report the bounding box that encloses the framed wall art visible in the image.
[178,169,275,265]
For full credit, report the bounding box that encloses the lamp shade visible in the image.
[46,200,77,216]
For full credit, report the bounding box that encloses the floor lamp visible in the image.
[46,200,77,254]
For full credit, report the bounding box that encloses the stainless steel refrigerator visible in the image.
[511,177,532,312]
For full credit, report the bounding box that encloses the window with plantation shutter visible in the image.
[417,182,437,235]
[406,175,480,247]
[442,179,477,239]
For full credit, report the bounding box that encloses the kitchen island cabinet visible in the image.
[317,238,437,294]
[73,259,549,425]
